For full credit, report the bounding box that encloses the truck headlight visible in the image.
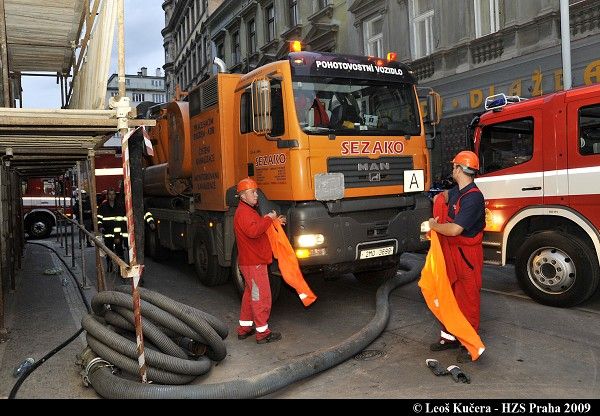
[296,233,325,248]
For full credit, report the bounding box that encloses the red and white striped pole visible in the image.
[117,0,147,383]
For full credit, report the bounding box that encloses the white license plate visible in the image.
[359,245,395,260]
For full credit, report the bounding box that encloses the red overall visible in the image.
[234,201,274,340]
[434,188,484,333]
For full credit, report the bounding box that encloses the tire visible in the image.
[145,226,168,262]
[231,245,281,302]
[354,257,400,284]
[515,231,600,307]
[193,231,228,286]
[26,214,54,239]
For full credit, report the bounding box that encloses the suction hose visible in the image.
[81,260,423,398]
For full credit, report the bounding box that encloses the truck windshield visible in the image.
[292,77,421,136]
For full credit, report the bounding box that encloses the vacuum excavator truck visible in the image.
[143,50,439,296]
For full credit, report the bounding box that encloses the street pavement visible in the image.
[1,232,599,399]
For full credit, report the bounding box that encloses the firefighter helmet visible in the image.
[237,177,258,193]
[452,151,479,172]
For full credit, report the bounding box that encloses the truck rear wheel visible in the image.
[231,245,281,302]
[515,231,599,307]
[26,214,54,239]
[193,232,228,286]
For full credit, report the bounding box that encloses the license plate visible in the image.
[359,245,395,260]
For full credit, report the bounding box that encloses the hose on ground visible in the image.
[82,286,228,385]
[9,242,92,399]
[82,260,423,398]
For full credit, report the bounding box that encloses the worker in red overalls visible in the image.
[427,151,485,362]
[234,177,286,344]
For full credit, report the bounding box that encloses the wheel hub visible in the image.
[32,221,47,235]
[528,247,576,294]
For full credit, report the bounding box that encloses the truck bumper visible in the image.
[287,193,431,274]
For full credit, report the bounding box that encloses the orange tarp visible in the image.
[266,221,317,307]
[418,231,485,360]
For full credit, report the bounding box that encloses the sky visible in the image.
[21,0,165,109]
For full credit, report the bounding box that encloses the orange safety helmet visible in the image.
[452,151,480,171]
[236,177,258,193]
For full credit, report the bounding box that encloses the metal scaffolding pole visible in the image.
[117,0,147,383]
[88,152,106,292]
[76,161,88,288]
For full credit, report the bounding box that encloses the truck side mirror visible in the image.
[251,78,272,135]
[426,92,441,126]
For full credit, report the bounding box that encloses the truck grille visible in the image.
[327,156,414,188]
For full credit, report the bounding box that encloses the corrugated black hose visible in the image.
[9,241,92,399]
[82,260,423,399]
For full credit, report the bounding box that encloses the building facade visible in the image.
[162,0,600,180]
[105,67,167,109]
[346,0,600,180]
[161,0,349,97]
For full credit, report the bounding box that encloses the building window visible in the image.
[316,0,330,10]
[216,41,224,60]
[248,19,257,54]
[474,0,499,38]
[363,15,383,57]
[125,78,130,86]
[132,93,145,102]
[232,31,241,64]
[289,0,298,26]
[152,94,165,103]
[266,4,275,42]
[410,0,434,59]
[204,37,210,66]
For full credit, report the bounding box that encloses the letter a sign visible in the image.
[403,170,424,192]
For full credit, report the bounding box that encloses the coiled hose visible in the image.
[82,260,423,399]
[82,285,229,385]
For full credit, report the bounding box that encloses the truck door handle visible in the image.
[521,187,541,191]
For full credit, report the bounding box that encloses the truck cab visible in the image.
[473,86,600,306]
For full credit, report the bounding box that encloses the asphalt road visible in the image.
[1,234,599,399]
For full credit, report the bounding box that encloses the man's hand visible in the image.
[265,210,278,220]
[277,215,286,225]
[428,216,440,231]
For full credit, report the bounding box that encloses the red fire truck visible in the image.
[470,85,600,307]
[22,152,123,239]
[22,176,73,239]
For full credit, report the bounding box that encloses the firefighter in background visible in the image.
[234,177,285,344]
[427,151,485,363]
[97,188,127,271]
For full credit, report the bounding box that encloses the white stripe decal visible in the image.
[95,168,123,176]
[475,167,600,199]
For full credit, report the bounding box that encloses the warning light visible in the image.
[376,59,384,67]
[387,52,397,61]
[290,40,302,52]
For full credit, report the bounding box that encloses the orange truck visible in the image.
[143,51,438,295]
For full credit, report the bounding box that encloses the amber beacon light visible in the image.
[290,40,302,52]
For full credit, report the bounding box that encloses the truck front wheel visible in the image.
[515,231,599,307]
[193,232,228,286]
[231,245,281,302]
